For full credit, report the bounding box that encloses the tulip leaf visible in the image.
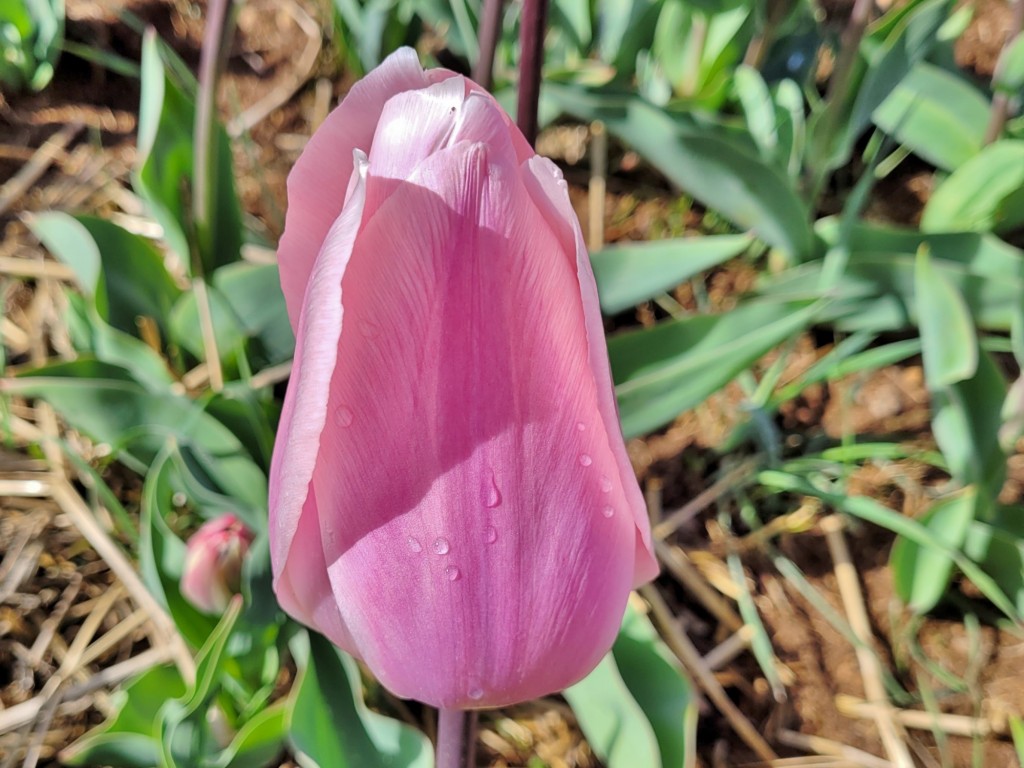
[545,83,813,260]
[61,664,187,767]
[213,261,295,367]
[567,603,696,768]
[610,299,818,437]
[915,246,977,388]
[921,140,1024,234]
[872,61,989,172]
[963,510,1024,615]
[288,632,432,768]
[7,358,268,510]
[212,701,288,768]
[890,488,979,613]
[592,234,751,314]
[564,657,661,768]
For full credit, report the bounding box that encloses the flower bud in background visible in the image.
[181,514,254,614]
[269,48,658,709]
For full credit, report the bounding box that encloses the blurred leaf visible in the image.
[288,632,432,768]
[931,349,1007,495]
[598,0,662,75]
[213,261,294,366]
[891,488,978,612]
[1000,374,1024,453]
[547,84,812,259]
[0,0,63,91]
[994,34,1024,94]
[170,284,247,366]
[872,62,989,171]
[915,246,977,387]
[136,29,242,273]
[592,234,751,313]
[8,359,267,508]
[922,140,1024,234]
[1011,715,1024,764]
[733,65,777,157]
[62,665,186,767]
[212,701,287,768]
[963,509,1024,615]
[610,299,818,437]
[612,604,696,767]
[758,470,1021,622]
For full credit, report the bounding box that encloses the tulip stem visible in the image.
[516,0,549,145]
[436,708,475,768]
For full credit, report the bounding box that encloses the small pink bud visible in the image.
[181,514,254,614]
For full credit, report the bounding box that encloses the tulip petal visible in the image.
[308,137,644,707]
[521,156,659,586]
[269,153,368,651]
[277,48,455,328]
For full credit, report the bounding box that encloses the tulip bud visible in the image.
[181,514,254,614]
[269,48,658,708]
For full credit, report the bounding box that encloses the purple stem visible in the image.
[474,0,504,90]
[516,0,549,145]
[193,0,236,269]
[436,708,468,768]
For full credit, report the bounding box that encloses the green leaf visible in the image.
[288,632,432,768]
[922,140,1024,234]
[733,65,777,157]
[1010,715,1024,765]
[891,488,979,612]
[591,234,751,313]
[62,665,187,767]
[7,359,267,508]
[546,84,813,259]
[170,285,248,367]
[212,701,288,768]
[213,261,294,366]
[994,34,1024,94]
[612,604,696,768]
[872,62,989,171]
[915,245,978,387]
[757,470,1021,622]
[931,349,1007,495]
[963,510,1024,615]
[565,656,661,768]
[135,29,242,273]
[610,299,818,437]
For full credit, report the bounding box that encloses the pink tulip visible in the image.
[269,48,658,709]
[181,514,254,614]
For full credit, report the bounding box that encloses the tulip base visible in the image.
[436,708,477,768]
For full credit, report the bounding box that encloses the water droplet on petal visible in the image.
[482,470,502,508]
[599,475,613,493]
[468,686,484,701]
[335,406,354,427]
[445,565,461,582]
[407,536,422,553]
[579,453,593,467]
[483,525,497,544]
[575,421,586,432]
[432,537,450,555]
[601,505,615,518]
[358,320,380,338]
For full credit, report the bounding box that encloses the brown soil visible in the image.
[3,1,1024,768]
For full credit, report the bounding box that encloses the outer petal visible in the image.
[268,154,368,651]
[277,48,457,328]
[310,113,642,708]
[521,157,659,586]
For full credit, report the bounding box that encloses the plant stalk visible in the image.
[436,708,473,768]
[193,0,237,273]
[516,0,549,145]
[474,0,504,90]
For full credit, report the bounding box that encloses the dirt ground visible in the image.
[2,0,1024,766]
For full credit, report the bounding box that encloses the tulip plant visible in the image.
[7,0,1024,764]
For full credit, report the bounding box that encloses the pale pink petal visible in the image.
[308,133,641,708]
[521,156,659,586]
[269,154,367,648]
[277,48,454,328]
